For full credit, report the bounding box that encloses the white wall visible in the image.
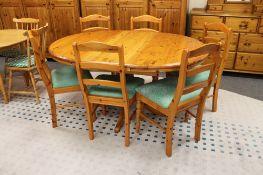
[188,0,207,12]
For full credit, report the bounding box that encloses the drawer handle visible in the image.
[239,21,249,30]
[244,43,251,46]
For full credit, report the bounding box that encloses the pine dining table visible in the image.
[48,30,204,75]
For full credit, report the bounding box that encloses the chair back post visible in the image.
[72,41,129,103]
[80,14,111,32]
[203,22,232,88]
[168,43,221,116]
[168,49,189,115]
[28,24,51,89]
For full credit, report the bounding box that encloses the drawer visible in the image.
[191,30,239,51]
[224,52,236,69]
[259,18,263,33]
[207,5,223,12]
[254,5,263,13]
[191,15,223,30]
[235,52,263,72]
[238,33,263,53]
[225,17,258,33]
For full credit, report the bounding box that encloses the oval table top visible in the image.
[49,30,204,72]
[0,29,27,51]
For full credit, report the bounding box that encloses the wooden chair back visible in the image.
[131,15,162,32]
[80,14,111,32]
[73,41,129,102]
[203,22,232,81]
[169,43,222,113]
[28,24,51,88]
[13,18,39,30]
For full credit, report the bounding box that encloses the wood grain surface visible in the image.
[49,30,203,72]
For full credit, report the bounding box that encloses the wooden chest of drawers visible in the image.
[191,9,263,75]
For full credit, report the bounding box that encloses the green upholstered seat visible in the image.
[51,65,92,88]
[136,71,210,109]
[0,47,33,58]
[88,74,144,99]
[5,55,35,68]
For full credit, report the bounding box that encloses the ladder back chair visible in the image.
[202,22,232,112]
[80,14,111,32]
[131,15,162,32]
[73,41,144,146]
[136,43,222,157]
[28,24,93,127]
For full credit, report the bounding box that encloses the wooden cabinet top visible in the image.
[191,8,262,18]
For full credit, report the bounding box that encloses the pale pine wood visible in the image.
[131,15,162,32]
[113,0,148,30]
[13,17,39,30]
[0,30,27,50]
[21,0,54,46]
[149,0,187,34]
[80,14,110,32]
[28,24,84,128]
[203,22,232,112]
[80,0,112,29]
[0,0,24,29]
[6,23,40,104]
[73,41,136,146]
[49,30,203,74]
[49,0,81,39]
[136,43,221,157]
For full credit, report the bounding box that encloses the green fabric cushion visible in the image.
[136,71,210,109]
[88,74,144,99]
[5,55,35,68]
[51,65,92,88]
[0,47,33,58]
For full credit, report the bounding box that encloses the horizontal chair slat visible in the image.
[187,63,214,77]
[183,80,209,95]
[84,79,121,88]
[80,62,121,72]
[189,44,219,58]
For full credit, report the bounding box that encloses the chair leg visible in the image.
[0,75,8,104]
[101,105,107,116]
[24,72,31,87]
[152,75,159,81]
[124,105,130,147]
[212,83,219,112]
[49,93,57,128]
[91,103,97,122]
[29,71,40,104]
[114,108,124,133]
[86,102,94,140]
[194,101,206,142]
[166,114,175,157]
[4,66,8,83]
[8,70,13,101]
[136,99,142,133]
